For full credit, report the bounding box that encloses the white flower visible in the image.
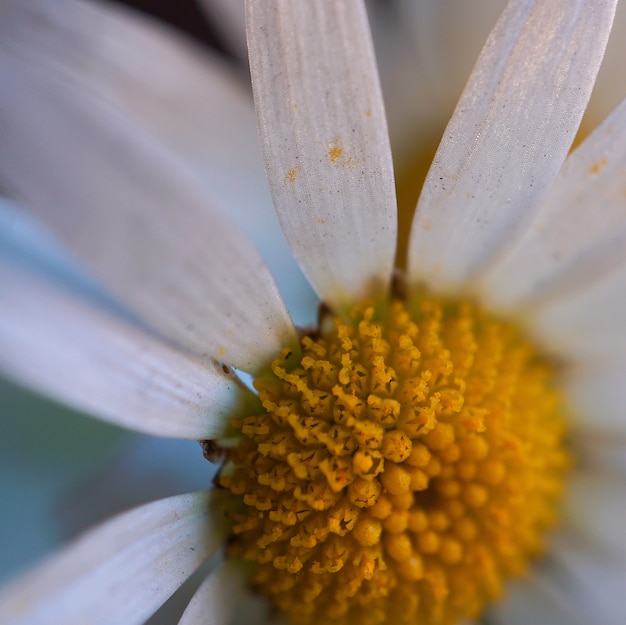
[1,0,625,624]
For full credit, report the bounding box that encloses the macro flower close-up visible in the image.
[1,0,626,624]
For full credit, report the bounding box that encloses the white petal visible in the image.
[0,0,317,326]
[407,0,617,293]
[0,492,225,625]
[561,356,626,436]
[527,264,626,362]
[573,434,626,477]
[246,0,397,311]
[479,97,626,310]
[0,249,241,440]
[562,471,626,557]
[178,563,243,625]
[486,571,587,625]
[0,50,296,372]
[549,530,626,625]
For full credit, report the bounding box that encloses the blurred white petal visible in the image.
[0,240,241,439]
[560,356,626,435]
[529,265,626,361]
[549,530,626,625]
[562,471,626,557]
[408,0,616,292]
[1,0,317,325]
[396,0,504,110]
[0,199,130,578]
[0,492,225,625]
[246,0,397,310]
[582,0,626,131]
[573,434,626,477]
[487,571,587,625]
[178,562,243,625]
[0,54,296,372]
[385,0,504,158]
[481,97,626,310]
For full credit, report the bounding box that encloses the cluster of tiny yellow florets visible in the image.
[219,296,569,625]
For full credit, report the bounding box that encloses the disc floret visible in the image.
[219,295,569,625]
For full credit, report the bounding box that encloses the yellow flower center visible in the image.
[219,294,569,625]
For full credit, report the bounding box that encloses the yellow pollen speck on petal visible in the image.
[589,157,607,174]
[328,146,343,162]
[219,295,569,625]
[287,168,298,183]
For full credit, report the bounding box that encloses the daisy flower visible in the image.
[1,0,625,624]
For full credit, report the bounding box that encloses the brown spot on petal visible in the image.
[287,168,298,183]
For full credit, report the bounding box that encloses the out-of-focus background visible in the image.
[111,0,228,50]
